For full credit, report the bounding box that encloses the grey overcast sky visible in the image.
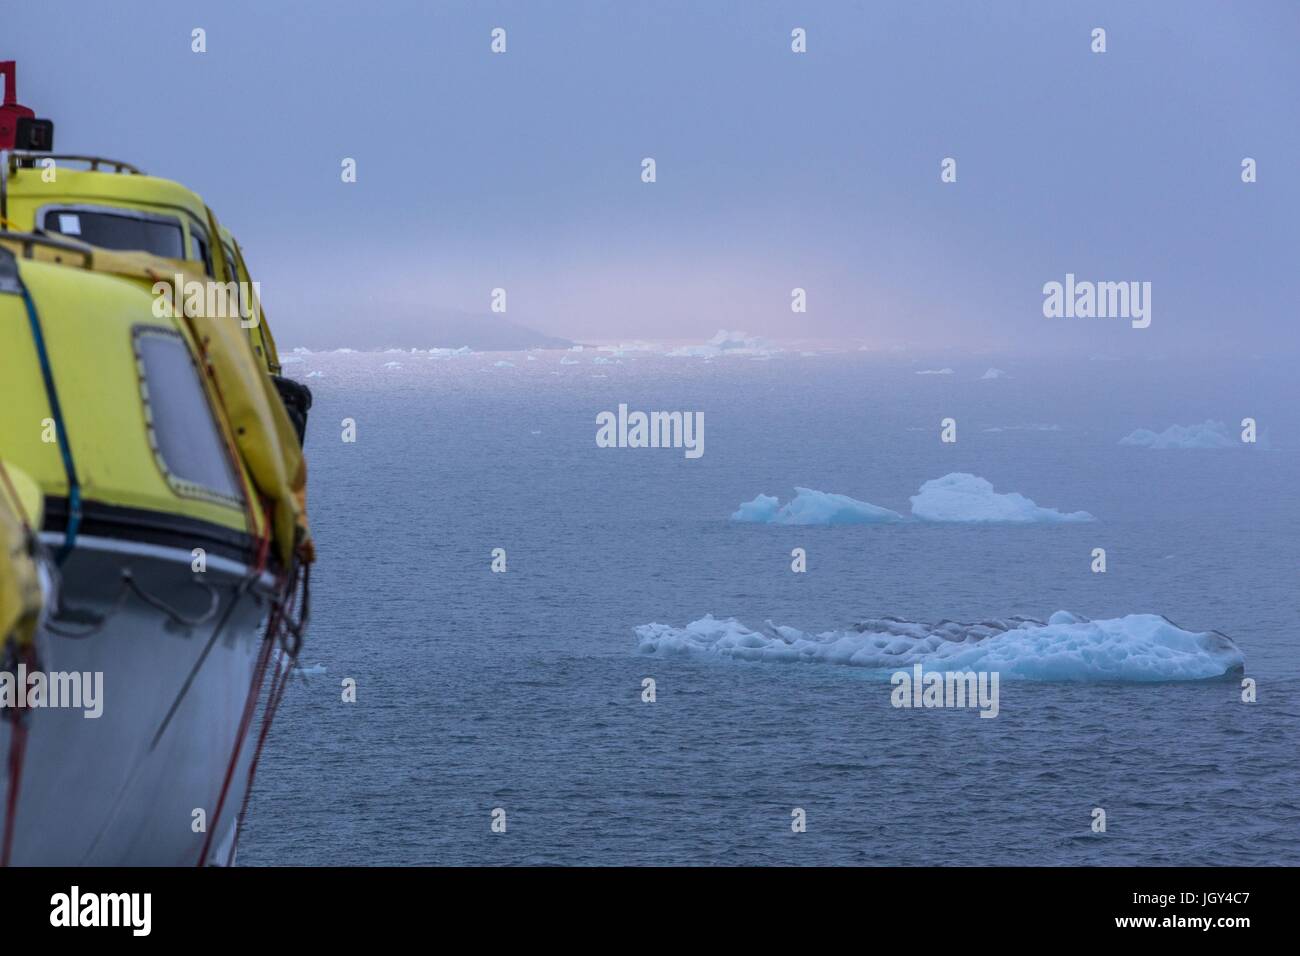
[6,1,1299,352]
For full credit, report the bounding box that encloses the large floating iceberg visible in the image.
[1120,420,1236,449]
[909,473,1094,523]
[634,611,1244,681]
[731,488,904,525]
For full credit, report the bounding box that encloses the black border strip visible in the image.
[0,866,1282,940]
[42,495,259,567]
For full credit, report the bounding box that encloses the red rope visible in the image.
[1,721,27,867]
[197,557,305,866]
[1,645,35,867]
[1,725,26,867]
[225,645,293,866]
[221,559,309,865]
[195,509,309,868]
[195,595,282,866]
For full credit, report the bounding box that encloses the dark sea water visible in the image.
[238,348,1300,866]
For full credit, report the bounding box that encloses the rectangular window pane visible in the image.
[135,329,243,504]
[44,209,185,260]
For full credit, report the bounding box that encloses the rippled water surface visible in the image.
[239,350,1299,865]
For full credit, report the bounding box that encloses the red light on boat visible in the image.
[0,61,55,151]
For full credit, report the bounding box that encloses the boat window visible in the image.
[42,208,185,260]
[189,221,212,275]
[220,243,249,321]
[223,244,240,282]
[133,328,244,505]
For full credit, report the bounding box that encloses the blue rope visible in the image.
[20,283,80,564]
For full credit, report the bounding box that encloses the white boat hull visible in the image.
[1,534,276,866]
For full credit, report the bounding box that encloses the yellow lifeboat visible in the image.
[0,235,308,865]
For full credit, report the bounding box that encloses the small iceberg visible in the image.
[732,474,1091,525]
[634,611,1244,681]
[915,367,953,376]
[670,329,775,358]
[980,368,1005,380]
[1120,421,1237,449]
[428,346,473,360]
[293,663,327,677]
[731,488,904,525]
[910,473,1093,523]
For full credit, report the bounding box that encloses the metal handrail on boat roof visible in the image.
[0,150,145,220]
[6,151,145,175]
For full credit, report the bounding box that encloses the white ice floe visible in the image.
[670,329,776,358]
[732,488,904,525]
[1120,420,1237,449]
[980,368,1005,380]
[733,473,1090,525]
[634,611,1244,681]
[915,367,954,375]
[910,473,1092,523]
[493,360,515,367]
